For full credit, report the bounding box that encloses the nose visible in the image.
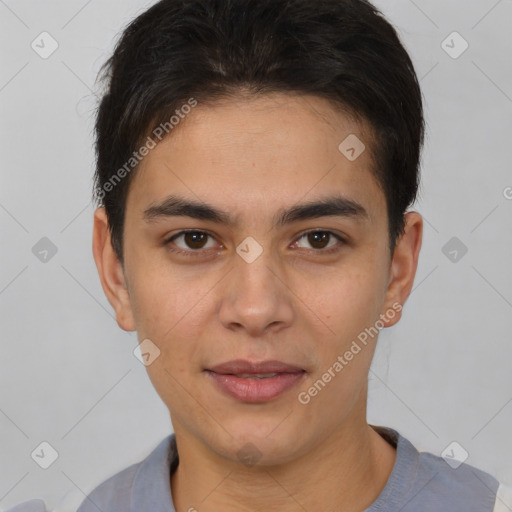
[217,246,295,337]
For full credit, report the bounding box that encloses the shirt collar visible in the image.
[130,433,178,512]
[128,426,416,511]
[365,425,420,511]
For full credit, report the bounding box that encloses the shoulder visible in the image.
[4,435,176,512]
[371,426,511,512]
[404,435,510,511]
[76,434,175,512]
[4,435,175,512]
[2,464,140,512]
[4,499,48,512]
[75,460,140,512]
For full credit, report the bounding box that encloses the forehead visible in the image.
[128,92,385,222]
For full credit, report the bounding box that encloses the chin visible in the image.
[215,421,307,466]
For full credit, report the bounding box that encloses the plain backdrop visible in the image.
[1,0,511,510]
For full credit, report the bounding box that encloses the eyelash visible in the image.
[163,229,347,258]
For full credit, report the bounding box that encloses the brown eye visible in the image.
[167,230,217,252]
[307,232,330,249]
[183,232,208,249]
[295,231,345,252]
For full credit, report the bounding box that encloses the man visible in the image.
[8,0,511,510]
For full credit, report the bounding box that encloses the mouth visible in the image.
[220,372,285,379]
[204,359,307,403]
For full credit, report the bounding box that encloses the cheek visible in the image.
[310,263,386,336]
[126,249,191,333]
[126,256,219,365]
[300,267,386,411]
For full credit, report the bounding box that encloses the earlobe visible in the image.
[381,211,423,328]
[92,207,136,332]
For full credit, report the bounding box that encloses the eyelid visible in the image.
[164,228,347,256]
[164,229,220,256]
[295,228,347,243]
[293,230,347,251]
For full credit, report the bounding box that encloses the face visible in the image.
[93,92,422,466]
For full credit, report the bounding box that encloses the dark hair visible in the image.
[93,0,424,263]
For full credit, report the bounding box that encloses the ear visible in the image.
[92,207,136,331]
[381,211,423,327]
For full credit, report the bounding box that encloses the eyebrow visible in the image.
[143,194,369,226]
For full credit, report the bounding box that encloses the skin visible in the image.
[93,92,422,512]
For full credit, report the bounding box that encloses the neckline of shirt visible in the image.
[129,425,419,512]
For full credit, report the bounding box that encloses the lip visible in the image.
[205,359,306,403]
[208,359,305,374]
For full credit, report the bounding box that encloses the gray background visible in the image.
[1,0,511,510]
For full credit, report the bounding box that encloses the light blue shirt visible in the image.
[7,426,512,512]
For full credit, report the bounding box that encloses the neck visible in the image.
[170,415,396,512]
